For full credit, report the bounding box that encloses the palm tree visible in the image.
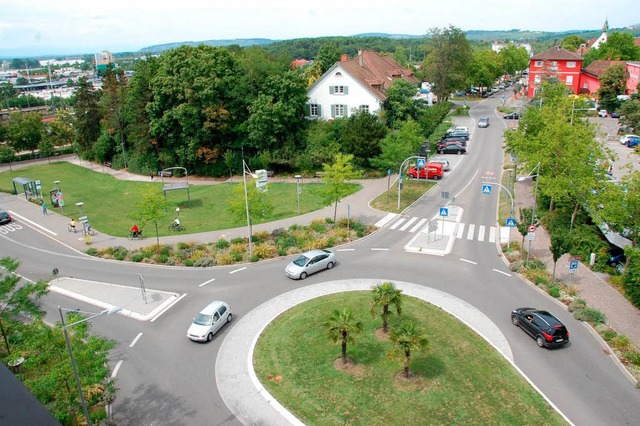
[324,307,363,364]
[370,281,403,333]
[387,320,429,378]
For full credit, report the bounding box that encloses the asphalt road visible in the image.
[2,94,640,425]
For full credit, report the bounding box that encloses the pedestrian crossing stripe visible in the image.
[385,215,498,243]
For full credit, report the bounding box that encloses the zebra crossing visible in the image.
[376,213,498,243]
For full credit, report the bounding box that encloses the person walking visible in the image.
[42,201,47,215]
[150,171,154,180]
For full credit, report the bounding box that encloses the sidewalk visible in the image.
[511,179,640,349]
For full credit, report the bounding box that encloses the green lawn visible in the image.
[370,179,436,213]
[254,292,566,426]
[0,162,361,237]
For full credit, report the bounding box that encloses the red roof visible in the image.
[531,46,583,61]
[583,60,627,78]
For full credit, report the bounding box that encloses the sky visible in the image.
[1,0,638,58]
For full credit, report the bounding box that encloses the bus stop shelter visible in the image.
[12,177,39,200]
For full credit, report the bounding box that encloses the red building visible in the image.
[527,47,583,98]
[580,60,627,96]
[627,62,640,94]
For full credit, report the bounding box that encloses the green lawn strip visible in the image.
[254,292,565,426]
[370,179,436,213]
[0,162,361,236]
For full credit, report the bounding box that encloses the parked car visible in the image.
[0,209,11,225]
[441,136,467,146]
[428,157,451,171]
[503,112,521,119]
[407,162,444,180]
[626,136,640,148]
[611,111,620,118]
[187,301,232,342]
[437,142,467,155]
[443,131,469,141]
[511,307,569,348]
[620,134,639,145]
[285,249,336,280]
[478,117,490,128]
[598,109,608,117]
[618,125,634,135]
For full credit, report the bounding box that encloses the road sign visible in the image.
[439,207,449,217]
[441,191,449,199]
[526,232,536,240]
[506,218,516,227]
[569,259,579,272]
[428,220,438,232]
[528,224,537,233]
[387,168,392,175]
[481,184,492,194]
[417,158,425,169]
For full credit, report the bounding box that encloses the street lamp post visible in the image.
[517,162,540,266]
[75,202,84,218]
[295,175,302,215]
[58,305,122,426]
[242,160,258,259]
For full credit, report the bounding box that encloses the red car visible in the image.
[407,162,444,180]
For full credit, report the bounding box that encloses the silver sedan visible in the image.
[285,249,336,280]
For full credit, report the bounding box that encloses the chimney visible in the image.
[341,54,348,62]
[358,50,363,67]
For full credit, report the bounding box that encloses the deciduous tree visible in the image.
[320,153,363,222]
[6,111,43,153]
[597,63,627,113]
[129,189,170,245]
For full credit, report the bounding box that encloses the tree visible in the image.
[387,320,429,378]
[320,153,363,222]
[100,65,128,166]
[129,189,170,245]
[497,44,530,76]
[420,25,472,102]
[618,96,640,131]
[516,207,533,258]
[584,32,640,66]
[297,121,341,172]
[226,179,274,227]
[0,144,16,171]
[370,282,403,333]
[597,63,627,113]
[37,137,55,164]
[0,257,48,356]
[47,110,75,147]
[324,307,363,365]
[371,119,423,172]
[560,35,587,51]
[339,112,388,168]
[384,79,420,127]
[549,228,572,281]
[313,43,342,75]
[468,49,501,95]
[73,77,101,154]
[6,111,43,153]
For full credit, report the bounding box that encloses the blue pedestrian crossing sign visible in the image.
[417,158,425,169]
[569,260,579,272]
[506,218,516,227]
[481,184,492,194]
[439,207,449,217]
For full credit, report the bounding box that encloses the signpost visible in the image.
[506,218,516,227]
[439,207,448,239]
[569,259,579,284]
[481,184,492,194]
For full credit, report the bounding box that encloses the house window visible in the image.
[535,61,543,67]
[534,75,541,84]
[551,61,558,67]
[330,86,348,95]
[566,76,573,85]
[309,104,319,117]
[359,105,369,114]
[567,61,576,68]
[332,104,347,118]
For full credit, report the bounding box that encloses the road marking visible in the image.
[336,248,355,252]
[460,258,478,265]
[129,333,143,348]
[478,225,486,242]
[466,224,475,240]
[111,360,123,378]
[390,217,406,230]
[151,293,187,322]
[410,218,427,233]
[493,269,511,277]
[489,227,496,243]
[229,267,247,274]
[400,217,418,231]
[454,168,480,200]
[456,223,465,239]
[371,248,389,251]
[198,278,216,287]
[374,213,398,227]
[8,211,58,236]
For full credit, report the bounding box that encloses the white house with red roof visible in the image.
[305,50,418,120]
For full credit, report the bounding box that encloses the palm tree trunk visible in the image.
[341,331,347,364]
[404,349,411,378]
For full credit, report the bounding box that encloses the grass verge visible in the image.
[370,179,435,213]
[254,292,566,426]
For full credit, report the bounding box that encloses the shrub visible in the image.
[330,228,348,239]
[215,238,230,249]
[230,243,246,254]
[277,248,287,256]
[177,242,192,250]
[216,253,235,265]
[155,254,169,264]
[140,250,154,259]
[131,254,144,263]
[548,285,561,298]
[193,257,216,267]
[573,307,606,324]
[612,335,630,351]
[86,248,98,256]
[183,259,194,267]
[231,237,245,244]
[568,298,586,312]
[623,350,640,366]
[253,230,270,243]
[113,247,128,261]
[271,228,287,238]
[310,220,326,233]
[191,250,206,263]
[602,329,617,341]
[231,252,243,262]
[159,245,172,257]
[525,259,547,270]
[253,243,278,259]
[276,234,297,250]
[533,275,549,287]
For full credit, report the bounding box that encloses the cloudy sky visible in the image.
[1,0,637,57]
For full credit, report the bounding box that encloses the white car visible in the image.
[285,249,336,280]
[187,301,232,342]
[620,134,639,145]
[428,157,451,171]
[598,109,608,117]
[446,125,469,135]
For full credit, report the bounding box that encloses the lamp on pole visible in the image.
[242,160,258,259]
[294,175,302,215]
[517,162,540,266]
[75,202,84,217]
[58,305,122,426]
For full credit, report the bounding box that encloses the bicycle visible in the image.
[168,222,185,232]
[128,230,143,240]
[82,227,96,237]
[67,225,78,233]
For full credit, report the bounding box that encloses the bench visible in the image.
[160,171,172,177]
[104,162,112,168]
[315,171,326,178]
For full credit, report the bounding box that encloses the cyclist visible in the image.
[172,217,181,227]
[130,224,140,238]
[86,221,93,235]
[68,219,77,232]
